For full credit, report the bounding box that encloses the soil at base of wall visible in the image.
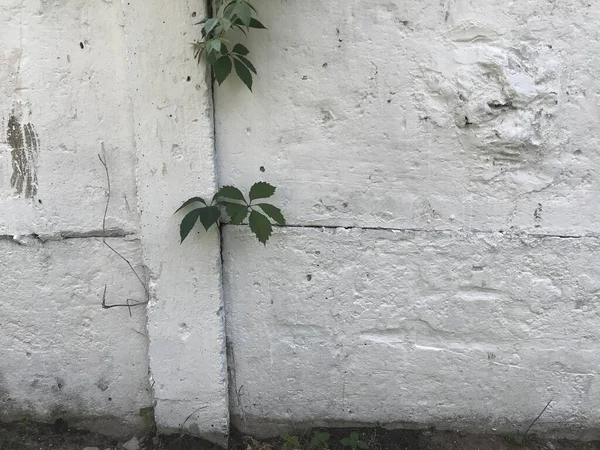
[1,421,600,450]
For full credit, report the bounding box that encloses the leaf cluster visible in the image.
[177,181,285,245]
[193,0,265,90]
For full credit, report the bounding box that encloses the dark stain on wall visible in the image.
[6,112,39,198]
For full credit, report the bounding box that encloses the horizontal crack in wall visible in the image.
[0,228,138,245]
[231,223,595,240]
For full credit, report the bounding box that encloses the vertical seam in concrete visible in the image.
[120,0,230,443]
[206,0,232,439]
[117,0,157,423]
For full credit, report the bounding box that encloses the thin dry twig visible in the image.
[98,152,149,316]
[523,399,553,439]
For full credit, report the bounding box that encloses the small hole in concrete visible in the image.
[38,199,42,204]
[306,274,312,281]
[260,166,265,172]
[192,11,197,17]
[108,397,112,401]
[187,76,191,82]
[79,42,84,49]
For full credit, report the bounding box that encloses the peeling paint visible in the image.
[6,111,39,198]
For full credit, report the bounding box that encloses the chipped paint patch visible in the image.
[6,111,39,198]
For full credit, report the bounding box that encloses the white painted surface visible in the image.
[224,227,600,438]
[1,0,228,442]
[0,0,151,437]
[217,0,600,438]
[4,0,600,441]
[0,238,151,436]
[122,0,229,443]
[216,0,600,235]
[0,0,139,235]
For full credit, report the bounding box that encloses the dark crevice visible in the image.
[223,223,596,240]
[0,229,137,244]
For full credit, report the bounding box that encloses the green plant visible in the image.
[177,182,285,245]
[193,0,266,90]
[309,431,330,449]
[280,433,301,450]
[340,432,368,450]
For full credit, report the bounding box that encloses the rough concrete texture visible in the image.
[1,0,228,442]
[0,0,139,236]
[0,0,150,437]
[216,0,600,235]
[224,227,600,438]
[0,238,151,436]
[122,0,229,443]
[216,0,600,437]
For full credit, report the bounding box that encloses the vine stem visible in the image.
[98,151,149,315]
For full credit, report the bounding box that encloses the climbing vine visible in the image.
[179,1,285,244]
[177,183,285,245]
[193,0,265,90]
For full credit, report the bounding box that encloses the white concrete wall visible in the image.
[4,0,600,442]
[218,0,600,439]
[0,0,228,442]
[0,0,149,436]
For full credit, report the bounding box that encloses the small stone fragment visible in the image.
[122,437,139,450]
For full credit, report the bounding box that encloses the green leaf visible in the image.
[249,210,272,245]
[232,43,250,55]
[249,181,275,201]
[350,433,359,441]
[207,39,222,54]
[235,2,253,26]
[198,206,222,231]
[175,196,207,213]
[224,202,249,224]
[219,17,233,32]
[216,185,246,202]
[234,58,253,91]
[340,438,351,447]
[257,203,285,225]
[249,18,267,29]
[214,56,232,85]
[203,17,219,35]
[358,442,368,449]
[180,208,202,243]
[235,55,257,74]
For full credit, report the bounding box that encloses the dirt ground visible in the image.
[1,420,600,450]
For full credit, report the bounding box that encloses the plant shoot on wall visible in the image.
[193,0,265,90]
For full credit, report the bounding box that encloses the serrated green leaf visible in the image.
[249,181,275,201]
[175,196,207,213]
[235,2,253,26]
[249,210,272,244]
[220,17,232,32]
[249,18,267,29]
[234,58,253,91]
[198,205,222,231]
[216,185,246,202]
[235,55,257,74]
[257,203,285,225]
[203,17,219,35]
[224,202,249,224]
[214,56,232,85]
[180,208,202,243]
[207,39,222,54]
[232,43,250,56]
